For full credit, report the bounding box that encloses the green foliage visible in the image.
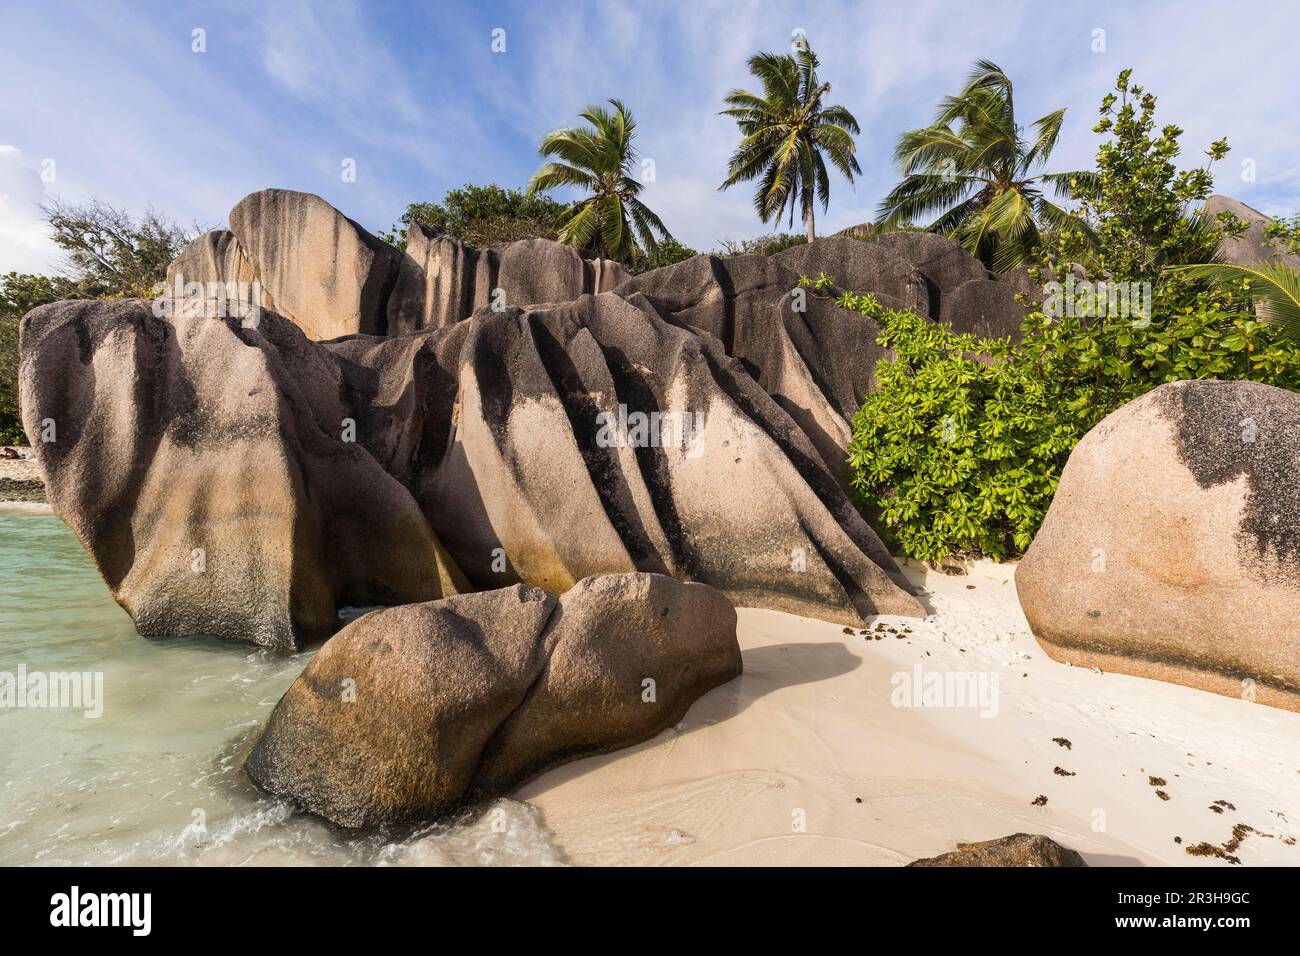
[1,272,77,444]
[1264,214,1300,256]
[41,197,198,298]
[877,59,1090,271]
[716,232,807,257]
[626,237,700,273]
[380,184,565,250]
[2,199,190,444]
[845,296,1076,561]
[851,70,1300,561]
[845,285,1300,562]
[719,43,860,242]
[528,99,673,262]
[1173,263,1300,340]
[0,316,21,444]
[1044,68,1235,298]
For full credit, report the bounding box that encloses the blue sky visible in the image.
[2,0,1299,274]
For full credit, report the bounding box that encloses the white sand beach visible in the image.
[521,561,1300,866]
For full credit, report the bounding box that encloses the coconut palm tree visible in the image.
[526,99,671,262]
[719,45,862,243]
[878,59,1093,270]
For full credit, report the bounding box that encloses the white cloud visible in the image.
[0,147,59,274]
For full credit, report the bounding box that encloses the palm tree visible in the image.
[719,45,861,243]
[878,59,1093,270]
[526,99,671,262]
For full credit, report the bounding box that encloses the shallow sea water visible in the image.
[0,514,565,866]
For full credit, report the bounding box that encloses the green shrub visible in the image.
[842,68,1300,563]
[715,233,807,257]
[380,184,565,251]
[627,237,699,273]
[844,295,1076,561]
[0,314,22,444]
[842,289,1300,562]
[2,272,78,445]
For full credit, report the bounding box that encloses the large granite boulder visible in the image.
[228,189,401,340]
[472,572,743,794]
[246,573,742,827]
[18,300,465,649]
[614,254,859,474]
[908,833,1087,867]
[386,224,486,334]
[772,235,930,313]
[386,224,629,333]
[1017,380,1300,711]
[163,229,269,309]
[246,585,557,827]
[327,292,924,625]
[19,287,920,646]
[944,277,1032,340]
[1204,194,1300,271]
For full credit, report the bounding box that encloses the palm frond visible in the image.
[1172,263,1300,337]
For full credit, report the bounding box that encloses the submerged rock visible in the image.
[1017,380,1300,711]
[246,573,742,827]
[907,833,1087,867]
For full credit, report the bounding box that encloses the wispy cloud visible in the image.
[0,147,59,274]
[0,0,1297,273]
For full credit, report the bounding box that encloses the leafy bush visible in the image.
[715,232,807,257]
[1265,214,1300,256]
[41,198,198,298]
[842,69,1300,563]
[842,288,1300,562]
[626,237,699,273]
[381,184,565,251]
[1042,69,1236,298]
[1,272,78,445]
[459,215,560,248]
[844,295,1076,561]
[0,315,22,444]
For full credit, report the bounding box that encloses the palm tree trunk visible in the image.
[803,187,816,243]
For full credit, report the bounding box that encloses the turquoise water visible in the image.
[0,513,562,865]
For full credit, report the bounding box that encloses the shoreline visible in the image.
[3,510,1296,866]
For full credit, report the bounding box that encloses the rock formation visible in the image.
[386,224,631,334]
[1204,194,1300,271]
[246,573,742,827]
[326,292,923,624]
[907,833,1087,867]
[19,300,465,649]
[227,189,402,340]
[1017,380,1300,711]
[25,187,1080,647]
[19,288,922,644]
